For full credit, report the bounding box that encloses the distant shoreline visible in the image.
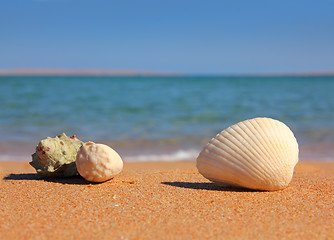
[0,68,334,77]
[0,68,181,77]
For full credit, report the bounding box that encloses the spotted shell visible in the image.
[30,133,83,178]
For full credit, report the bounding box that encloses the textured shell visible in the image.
[29,133,83,178]
[196,117,299,191]
[76,142,123,182]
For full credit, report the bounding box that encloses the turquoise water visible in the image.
[1,75,334,161]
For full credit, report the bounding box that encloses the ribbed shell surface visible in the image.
[196,118,299,191]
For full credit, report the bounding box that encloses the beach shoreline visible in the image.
[1,139,334,162]
[1,160,333,239]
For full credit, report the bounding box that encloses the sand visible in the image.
[0,160,333,239]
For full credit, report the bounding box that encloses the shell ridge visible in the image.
[232,118,290,189]
[226,126,273,181]
[263,119,290,177]
[251,118,283,167]
[222,131,273,184]
[197,153,249,185]
[199,148,247,175]
[198,151,260,187]
[200,141,260,183]
[251,118,287,186]
[256,118,289,177]
[215,131,269,182]
[251,119,283,174]
[272,121,298,175]
[234,123,271,171]
[240,121,273,175]
[213,133,263,179]
[253,118,295,187]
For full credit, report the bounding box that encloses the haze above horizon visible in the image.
[1,0,333,75]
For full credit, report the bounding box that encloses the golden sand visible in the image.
[0,161,333,239]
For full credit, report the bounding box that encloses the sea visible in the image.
[1,75,334,161]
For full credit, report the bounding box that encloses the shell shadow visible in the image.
[161,181,258,192]
[3,173,91,185]
[3,173,41,181]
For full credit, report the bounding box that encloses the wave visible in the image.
[0,147,199,162]
[124,149,199,162]
[0,154,30,161]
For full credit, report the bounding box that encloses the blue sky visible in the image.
[0,0,333,74]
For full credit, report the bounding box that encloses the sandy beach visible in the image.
[2,0,334,238]
[0,160,333,239]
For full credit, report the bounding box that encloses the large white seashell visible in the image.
[196,117,299,191]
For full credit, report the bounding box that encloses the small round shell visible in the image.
[76,142,123,182]
[196,117,299,191]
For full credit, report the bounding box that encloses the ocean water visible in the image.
[1,75,334,161]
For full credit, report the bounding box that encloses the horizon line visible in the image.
[0,68,334,77]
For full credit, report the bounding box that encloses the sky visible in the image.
[0,0,334,74]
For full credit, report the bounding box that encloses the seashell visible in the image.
[196,117,299,191]
[76,142,123,182]
[30,133,83,178]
